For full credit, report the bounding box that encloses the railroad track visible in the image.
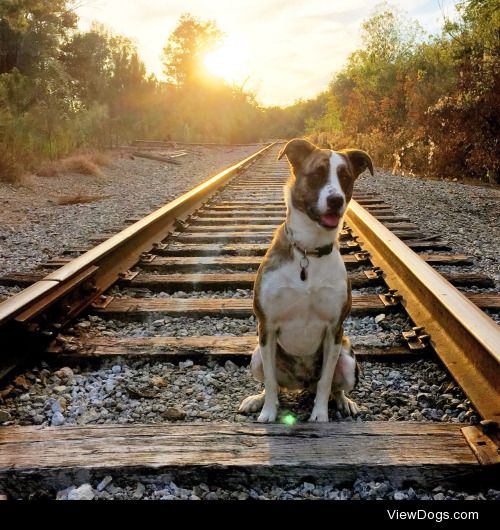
[0,141,498,498]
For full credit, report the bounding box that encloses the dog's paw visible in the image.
[257,406,277,423]
[335,394,359,416]
[308,406,329,423]
[238,393,265,414]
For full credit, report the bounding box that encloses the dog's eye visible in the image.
[338,167,351,186]
[309,168,326,180]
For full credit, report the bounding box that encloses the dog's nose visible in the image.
[326,194,344,211]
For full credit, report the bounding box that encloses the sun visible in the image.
[203,37,248,83]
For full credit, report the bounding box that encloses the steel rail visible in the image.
[0,142,276,372]
[346,200,500,423]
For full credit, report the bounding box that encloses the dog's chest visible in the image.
[259,251,347,355]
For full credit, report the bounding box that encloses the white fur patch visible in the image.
[317,152,346,214]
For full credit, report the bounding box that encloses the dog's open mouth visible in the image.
[319,213,341,229]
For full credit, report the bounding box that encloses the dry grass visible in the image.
[87,151,114,167]
[56,193,108,206]
[0,146,26,183]
[37,151,114,178]
[64,155,105,176]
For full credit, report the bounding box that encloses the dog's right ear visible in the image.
[277,138,317,167]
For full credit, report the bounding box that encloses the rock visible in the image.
[51,411,65,426]
[152,319,164,327]
[151,375,166,387]
[433,492,445,500]
[205,492,218,500]
[374,314,386,324]
[51,398,67,414]
[224,360,238,371]
[53,385,67,394]
[14,375,30,390]
[0,410,12,423]
[105,379,115,393]
[133,483,146,500]
[55,367,74,381]
[96,476,113,492]
[179,360,194,369]
[112,365,122,374]
[394,492,407,500]
[33,414,45,424]
[196,411,210,419]
[68,484,95,501]
[163,407,186,421]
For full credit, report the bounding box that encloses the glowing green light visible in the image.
[282,414,297,426]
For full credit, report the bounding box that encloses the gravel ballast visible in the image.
[357,170,500,287]
[54,479,499,501]
[0,354,479,427]
[0,145,261,278]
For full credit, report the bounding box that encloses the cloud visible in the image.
[76,0,450,106]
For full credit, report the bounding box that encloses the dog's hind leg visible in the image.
[238,346,266,414]
[331,337,359,416]
[257,329,280,422]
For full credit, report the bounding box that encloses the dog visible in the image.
[238,138,373,422]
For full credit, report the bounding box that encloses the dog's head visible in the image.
[278,138,373,230]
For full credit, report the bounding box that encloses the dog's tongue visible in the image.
[320,214,341,228]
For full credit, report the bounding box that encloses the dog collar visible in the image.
[284,224,334,281]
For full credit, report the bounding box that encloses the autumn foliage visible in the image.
[306,1,499,183]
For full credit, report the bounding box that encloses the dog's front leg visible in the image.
[258,328,279,423]
[309,328,341,422]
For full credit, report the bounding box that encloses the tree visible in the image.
[162,13,223,86]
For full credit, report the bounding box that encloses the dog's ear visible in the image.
[277,138,317,168]
[340,149,374,178]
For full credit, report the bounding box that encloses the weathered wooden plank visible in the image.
[156,242,271,256]
[156,240,451,256]
[193,217,284,225]
[154,242,360,256]
[48,335,421,361]
[136,253,473,270]
[122,270,381,291]
[209,204,284,210]
[461,426,500,466]
[174,230,427,243]
[95,290,495,319]
[466,293,500,310]
[186,221,419,232]
[212,201,285,207]
[363,205,392,211]
[39,252,473,272]
[189,224,280,232]
[2,270,492,291]
[94,295,387,318]
[0,422,479,492]
[199,209,285,217]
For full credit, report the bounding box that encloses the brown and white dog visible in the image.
[239,138,373,422]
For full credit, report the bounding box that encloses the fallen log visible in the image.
[131,151,182,165]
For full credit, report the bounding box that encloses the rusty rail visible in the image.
[346,200,500,423]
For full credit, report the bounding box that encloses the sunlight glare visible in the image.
[203,37,249,84]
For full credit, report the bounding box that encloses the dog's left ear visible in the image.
[278,138,317,168]
[341,149,374,178]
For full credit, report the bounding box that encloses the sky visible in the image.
[76,0,459,107]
